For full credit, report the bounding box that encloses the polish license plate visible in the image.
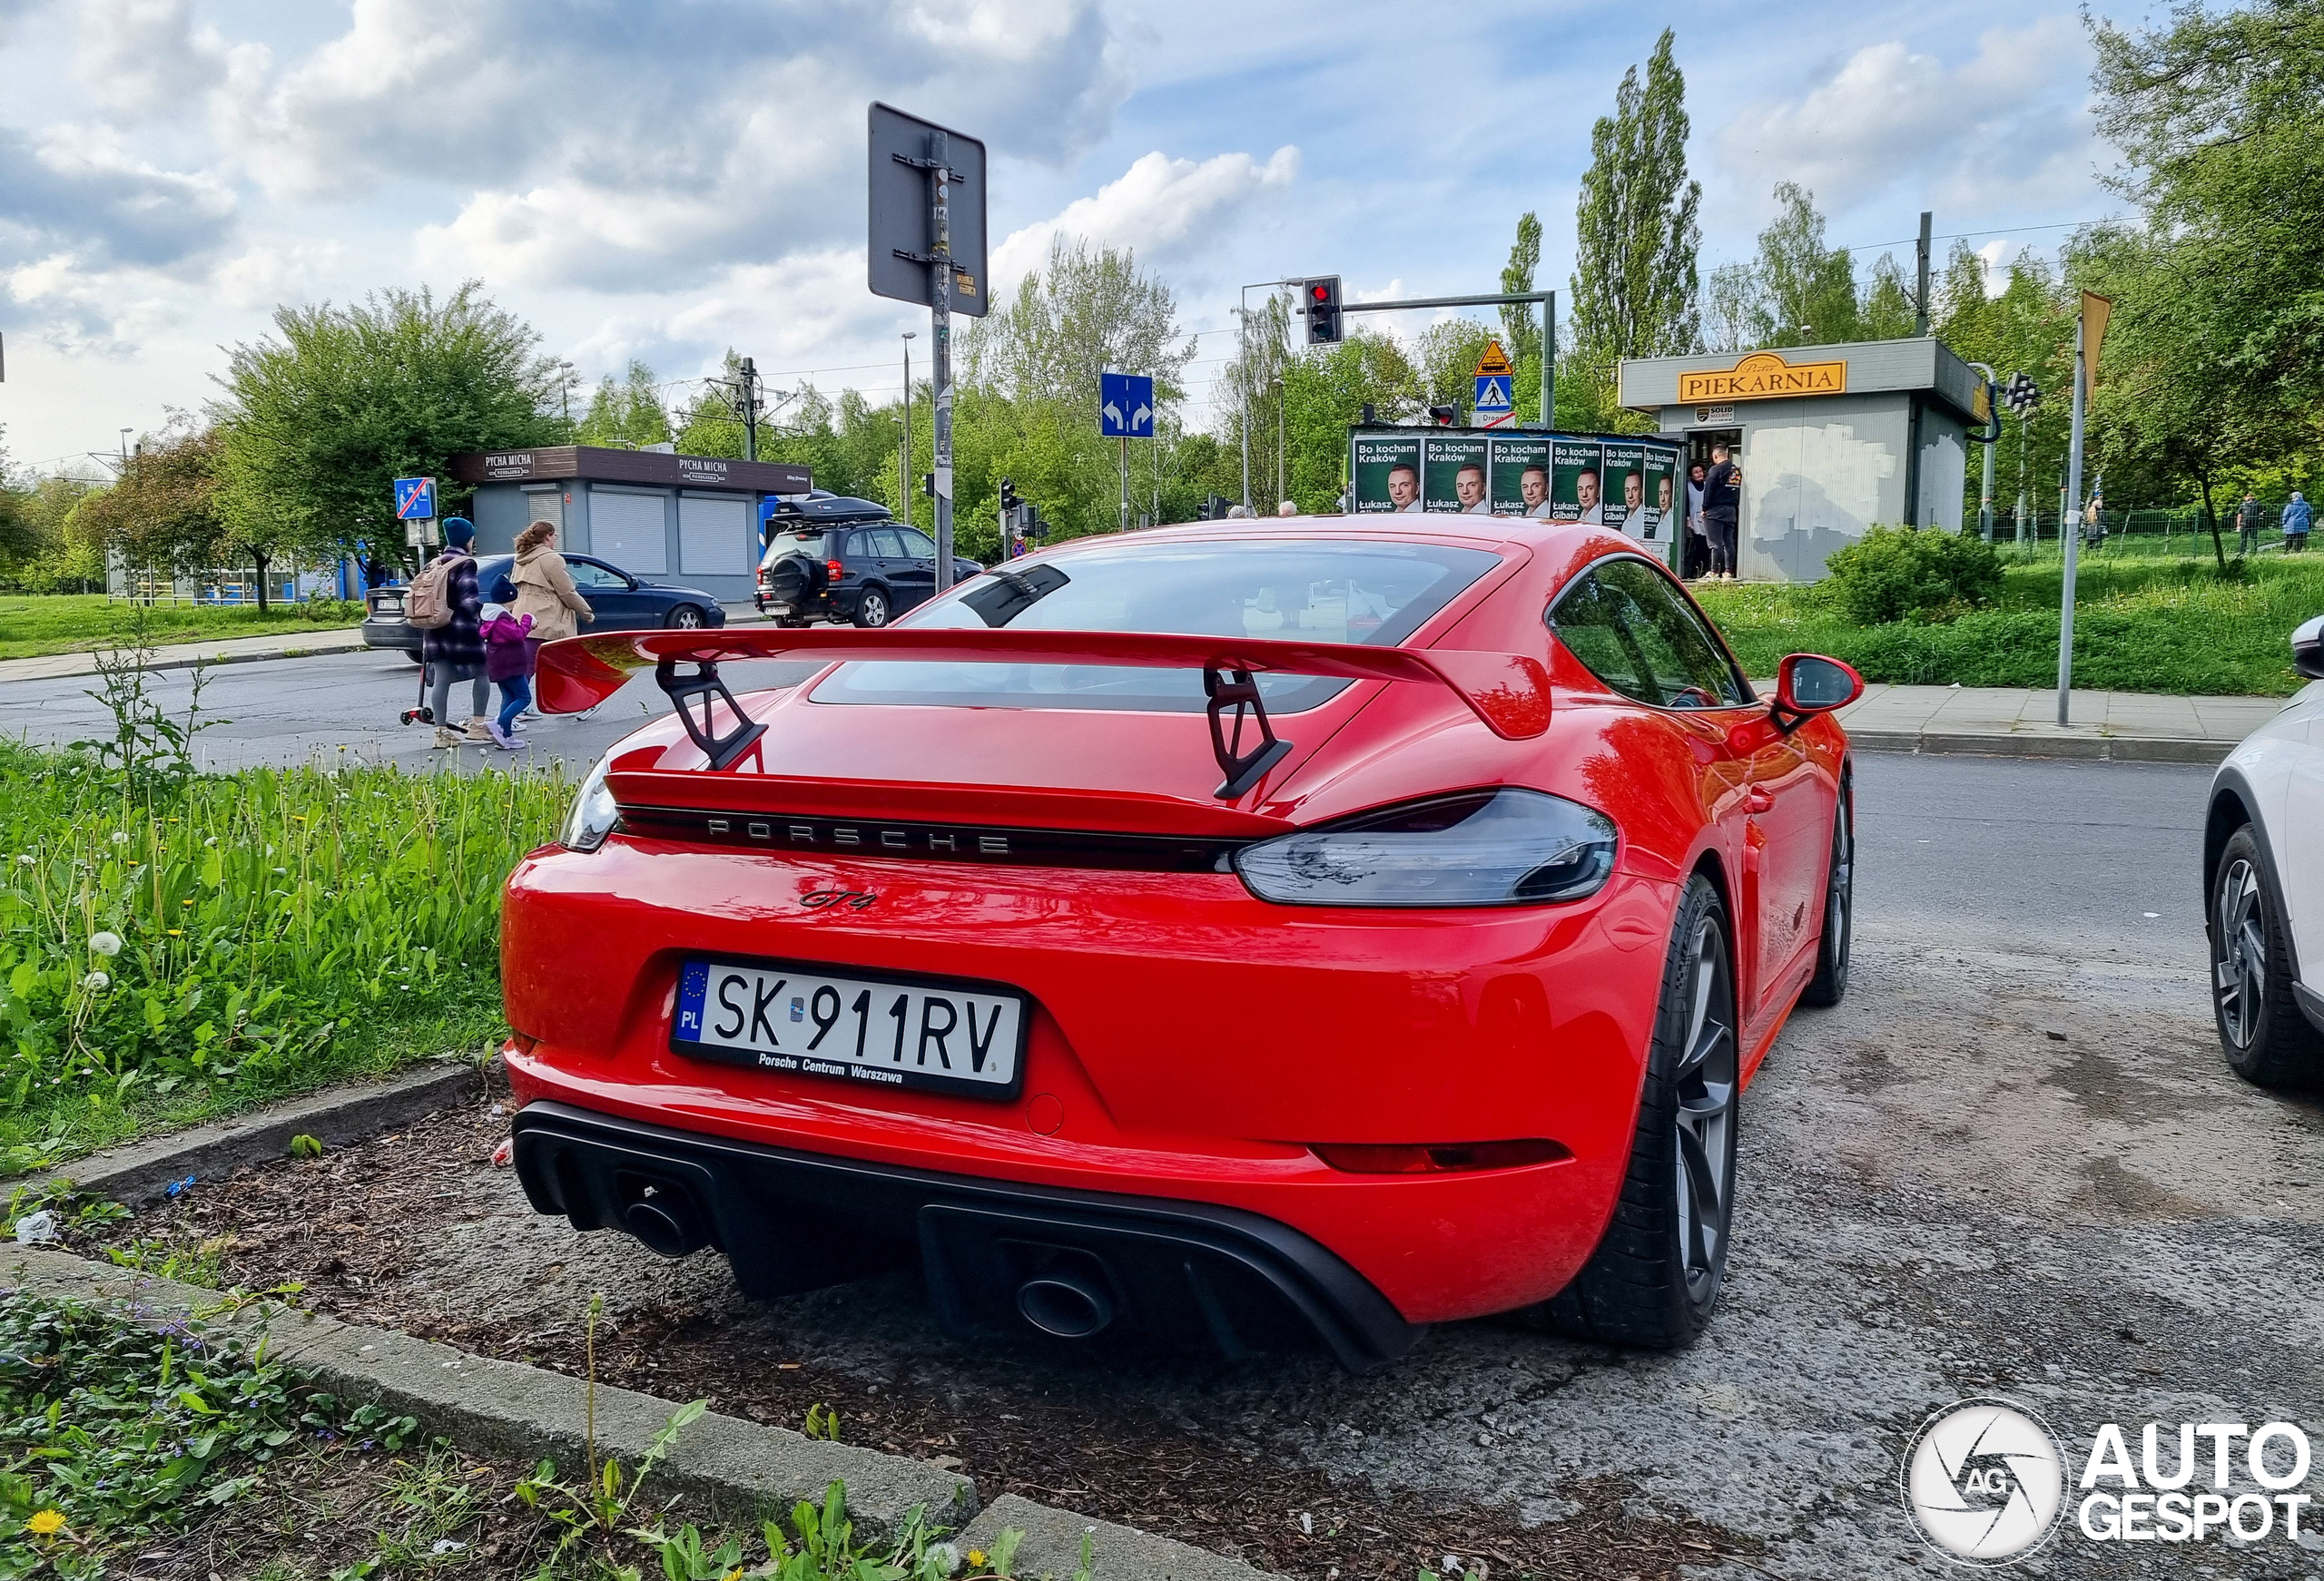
[672,958,1027,1100]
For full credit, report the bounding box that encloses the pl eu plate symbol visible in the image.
[1901,1397,2066,1566]
[1099,371,1155,438]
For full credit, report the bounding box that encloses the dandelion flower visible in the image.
[109,830,129,845]
[88,932,122,957]
[15,854,33,866]
[24,1508,64,1536]
[968,1551,987,1570]
[166,929,183,938]
[82,971,110,992]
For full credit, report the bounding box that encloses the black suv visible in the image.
[755,497,981,626]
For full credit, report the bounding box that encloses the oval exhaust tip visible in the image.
[623,1195,703,1258]
[1015,1273,1114,1339]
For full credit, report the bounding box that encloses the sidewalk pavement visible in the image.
[1816,682,2288,763]
[0,604,772,688]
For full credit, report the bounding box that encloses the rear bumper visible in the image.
[511,1098,1421,1370]
[361,618,419,652]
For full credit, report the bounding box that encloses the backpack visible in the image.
[404,553,470,630]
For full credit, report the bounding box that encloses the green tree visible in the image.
[1700,261,1760,354]
[213,282,565,570]
[1752,182,1858,346]
[1568,29,1701,426]
[74,427,230,580]
[576,359,675,449]
[1859,254,1917,340]
[1499,211,1544,367]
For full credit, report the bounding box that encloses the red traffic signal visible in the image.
[1303,276,1344,344]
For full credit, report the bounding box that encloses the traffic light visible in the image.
[1428,404,1459,427]
[1028,504,1049,540]
[921,472,935,497]
[1302,276,1343,344]
[999,476,1019,517]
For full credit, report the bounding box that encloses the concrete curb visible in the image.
[6,1061,487,1206]
[963,1495,1268,1581]
[0,1245,974,1540]
[1846,728,2232,765]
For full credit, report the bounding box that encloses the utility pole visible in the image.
[1915,211,1933,336]
[1276,377,1285,509]
[900,331,915,529]
[1236,306,1253,511]
[737,357,760,462]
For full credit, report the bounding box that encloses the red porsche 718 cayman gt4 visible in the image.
[501,519,1860,1370]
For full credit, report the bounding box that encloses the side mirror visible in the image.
[2296,615,2324,681]
[1776,653,1864,716]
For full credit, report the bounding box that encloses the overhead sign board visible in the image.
[393,476,436,520]
[866,103,990,318]
[1099,371,1155,438]
[1677,349,1846,404]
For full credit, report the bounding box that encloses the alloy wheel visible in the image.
[2214,857,2266,1051]
[1673,915,1737,1304]
[860,592,891,627]
[670,605,705,629]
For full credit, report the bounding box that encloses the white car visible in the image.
[2207,613,2324,1086]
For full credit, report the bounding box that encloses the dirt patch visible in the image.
[117,1096,1759,1581]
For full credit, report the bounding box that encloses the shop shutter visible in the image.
[679,494,751,575]
[592,491,667,574]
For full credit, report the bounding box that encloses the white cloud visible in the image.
[990,145,1300,287]
[1715,19,2094,218]
[73,0,229,115]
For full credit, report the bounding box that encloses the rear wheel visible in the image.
[2211,825,2323,1088]
[1800,783,1853,1007]
[853,587,892,628]
[1537,873,1738,1348]
[404,649,425,664]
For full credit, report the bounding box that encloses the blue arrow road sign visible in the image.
[394,476,437,520]
[1099,371,1156,438]
[1472,375,1513,416]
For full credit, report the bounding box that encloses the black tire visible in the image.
[1799,781,1853,1007]
[664,604,706,630]
[1537,873,1738,1348]
[404,649,426,664]
[2211,825,2324,1089]
[852,586,892,628]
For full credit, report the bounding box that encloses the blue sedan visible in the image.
[361,553,728,660]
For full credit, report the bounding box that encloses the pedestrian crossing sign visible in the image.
[1473,373,1514,427]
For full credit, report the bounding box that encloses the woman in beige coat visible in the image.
[510,521,593,644]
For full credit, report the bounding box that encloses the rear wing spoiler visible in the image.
[537,627,1551,797]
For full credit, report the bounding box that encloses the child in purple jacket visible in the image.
[479,603,536,750]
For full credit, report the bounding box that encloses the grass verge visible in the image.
[1695,554,2324,695]
[0,595,363,664]
[0,739,566,1169]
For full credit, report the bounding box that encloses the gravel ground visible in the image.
[115,757,2324,1579]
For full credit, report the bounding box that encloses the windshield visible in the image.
[810,536,1501,713]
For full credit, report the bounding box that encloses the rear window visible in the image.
[810,536,1500,714]
[759,530,830,566]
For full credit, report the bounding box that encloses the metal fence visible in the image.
[1974,505,2313,560]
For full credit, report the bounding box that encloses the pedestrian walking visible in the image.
[2084,491,2108,552]
[510,520,594,713]
[2238,491,2267,555]
[2284,491,2313,553]
[1684,461,1709,580]
[479,602,536,750]
[415,518,489,749]
[1702,445,1741,579]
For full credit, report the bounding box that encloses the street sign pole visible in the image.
[2057,315,2087,726]
[928,131,956,593]
[1120,437,1130,534]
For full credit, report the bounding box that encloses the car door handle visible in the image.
[1744,786,1776,814]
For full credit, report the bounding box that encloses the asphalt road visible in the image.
[64,655,2317,1575]
[0,646,822,775]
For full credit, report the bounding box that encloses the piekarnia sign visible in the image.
[1676,350,1846,403]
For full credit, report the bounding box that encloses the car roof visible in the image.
[1044,513,1630,558]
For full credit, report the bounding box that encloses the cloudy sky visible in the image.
[0,0,2123,475]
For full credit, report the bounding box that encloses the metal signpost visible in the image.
[869,104,989,593]
[1100,370,1155,534]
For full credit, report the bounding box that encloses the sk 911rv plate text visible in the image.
[673,958,1027,1100]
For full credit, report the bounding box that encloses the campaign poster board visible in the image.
[1603,443,1648,541]
[1490,437,1553,517]
[1551,440,1605,524]
[1641,446,1679,550]
[1423,436,1492,514]
[1353,434,1424,514]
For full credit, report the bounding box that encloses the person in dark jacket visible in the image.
[2238,492,2267,555]
[420,517,490,748]
[1702,445,1741,579]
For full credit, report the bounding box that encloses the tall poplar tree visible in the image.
[1569,29,1702,425]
